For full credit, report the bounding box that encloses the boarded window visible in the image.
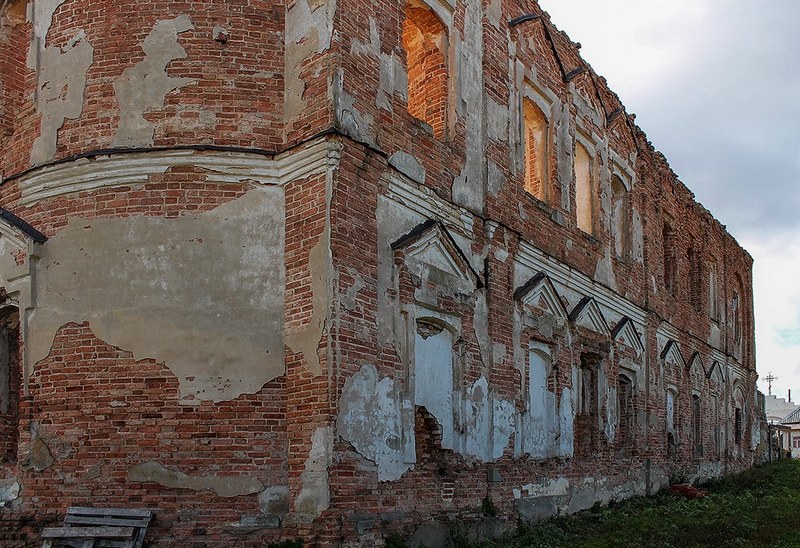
[577,355,598,416]
[403,1,448,138]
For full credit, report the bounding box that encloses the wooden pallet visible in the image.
[41,507,154,548]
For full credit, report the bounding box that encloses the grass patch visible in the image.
[476,460,800,547]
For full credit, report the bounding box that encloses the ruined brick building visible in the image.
[0,0,758,545]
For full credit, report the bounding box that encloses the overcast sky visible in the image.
[536,0,800,401]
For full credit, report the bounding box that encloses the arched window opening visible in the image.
[662,222,676,295]
[577,353,599,417]
[523,99,548,201]
[610,175,629,257]
[732,291,741,343]
[692,394,702,457]
[403,1,448,139]
[0,306,20,463]
[709,262,720,321]
[575,142,594,234]
[666,388,677,457]
[617,374,634,449]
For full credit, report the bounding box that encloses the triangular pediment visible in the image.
[660,340,685,369]
[391,220,483,288]
[611,317,644,355]
[688,352,703,373]
[688,352,705,387]
[513,273,568,323]
[568,297,610,335]
[0,208,47,248]
[708,360,725,384]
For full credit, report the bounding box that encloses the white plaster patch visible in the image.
[338,364,415,481]
[388,151,426,184]
[128,461,263,497]
[285,0,336,120]
[286,224,329,376]
[294,425,333,521]
[29,25,94,164]
[28,187,285,402]
[112,16,196,147]
[0,478,20,503]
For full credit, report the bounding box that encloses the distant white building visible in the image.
[766,393,800,456]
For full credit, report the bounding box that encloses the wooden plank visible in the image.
[41,526,135,539]
[63,516,151,528]
[63,515,151,527]
[66,507,152,518]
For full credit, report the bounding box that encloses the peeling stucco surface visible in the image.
[338,364,414,481]
[388,151,425,184]
[452,0,485,214]
[351,17,406,111]
[285,0,336,120]
[286,226,329,376]
[29,0,93,164]
[128,461,263,497]
[28,187,285,402]
[294,425,333,522]
[112,16,196,147]
[0,478,20,503]
[336,77,376,147]
[514,468,654,523]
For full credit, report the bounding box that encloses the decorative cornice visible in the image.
[516,240,647,327]
[384,171,475,238]
[17,138,341,206]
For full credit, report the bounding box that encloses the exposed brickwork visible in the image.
[0,0,759,546]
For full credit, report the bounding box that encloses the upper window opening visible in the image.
[709,262,720,321]
[732,291,741,343]
[610,175,629,257]
[575,142,594,234]
[403,1,448,139]
[662,222,676,295]
[523,99,548,202]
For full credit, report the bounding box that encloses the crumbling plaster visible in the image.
[294,425,333,522]
[128,461,263,498]
[285,0,336,122]
[337,168,658,481]
[112,16,196,147]
[28,0,93,165]
[28,187,286,402]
